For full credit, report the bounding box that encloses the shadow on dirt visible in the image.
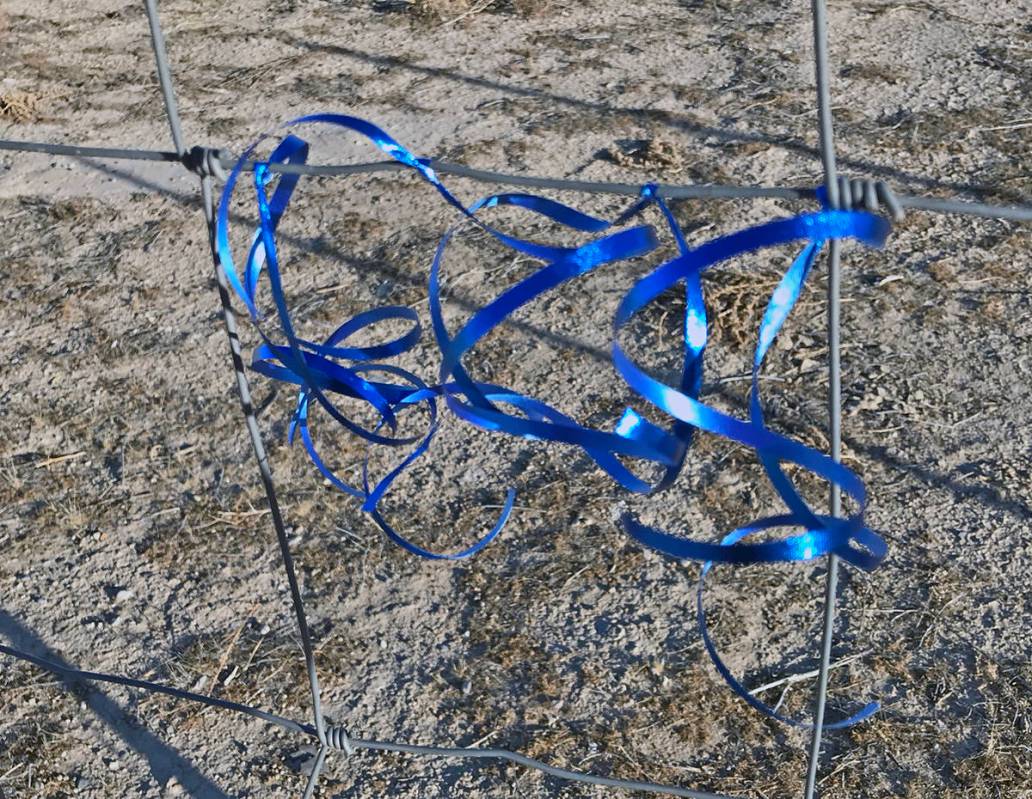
[0,609,229,799]
[73,159,1032,530]
[277,36,1029,207]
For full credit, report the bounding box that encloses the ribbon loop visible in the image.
[215,114,894,726]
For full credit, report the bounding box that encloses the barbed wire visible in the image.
[0,642,730,799]
[0,1,1028,798]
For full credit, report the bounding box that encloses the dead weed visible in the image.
[0,90,43,123]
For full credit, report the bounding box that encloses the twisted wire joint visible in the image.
[325,724,355,756]
[183,144,228,180]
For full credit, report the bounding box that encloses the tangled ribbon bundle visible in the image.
[216,113,892,727]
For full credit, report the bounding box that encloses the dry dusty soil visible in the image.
[1,0,1030,797]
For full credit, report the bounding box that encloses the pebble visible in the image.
[287,747,319,777]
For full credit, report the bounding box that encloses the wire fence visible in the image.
[0,1,1029,798]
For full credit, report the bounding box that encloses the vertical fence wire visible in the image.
[143,0,186,158]
[805,0,844,796]
[140,1,332,793]
[198,175,331,798]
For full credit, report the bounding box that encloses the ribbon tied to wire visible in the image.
[215,113,892,727]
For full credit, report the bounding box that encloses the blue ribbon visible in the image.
[215,114,893,724]
[612,213,890,726]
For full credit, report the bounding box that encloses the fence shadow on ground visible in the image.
[0,609,229,799]
[276,36,1029,207]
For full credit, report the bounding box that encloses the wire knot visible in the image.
[183,145,228,180]
[325,724,355,756]
[833,176,903,222]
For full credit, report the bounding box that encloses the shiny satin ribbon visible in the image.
[612,214,889,726]
[216,115,689,559]
[215,114,892,723]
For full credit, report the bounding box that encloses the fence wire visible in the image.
[2,137,1031,222]
[0,1,1029,798]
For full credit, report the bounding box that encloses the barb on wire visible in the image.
[0,642,734,799]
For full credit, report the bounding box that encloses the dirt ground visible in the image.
[1,0,1030,797]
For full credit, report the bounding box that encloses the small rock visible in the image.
[287,746,320,776]
[103,585,133,603]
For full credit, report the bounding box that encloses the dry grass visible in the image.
[949,657,1032,797]
[0,90,43,123]
[605,139,688,175]
[0,686,77,799]
[402,0,552,21]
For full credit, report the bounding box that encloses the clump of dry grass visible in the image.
[407,0,551,21]
[413,0,483,16]
[0,90,43,123]
[950,657,1032,797]
[641,267,820,352]
[0,716,77,798]
[605,138,688,175]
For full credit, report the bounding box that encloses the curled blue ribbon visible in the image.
[215,114,893,724]
[612,212,889,726]
[216,115,689,559]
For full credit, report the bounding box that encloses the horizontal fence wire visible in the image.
[0,644,733,799]
[1,136,1030,222]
